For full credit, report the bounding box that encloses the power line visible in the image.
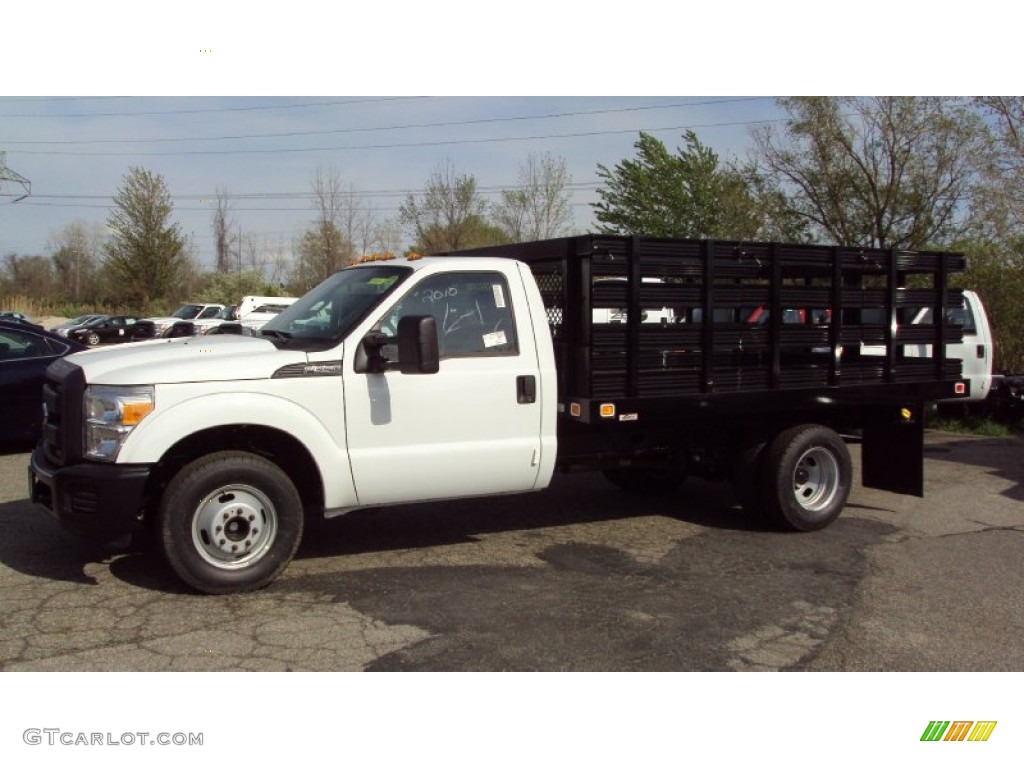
[1,98,772,145]
[0,96,134,104]
[16,199,603,213]
[7,116,787,157]
[23,181,605,201]
[0,96,432,119]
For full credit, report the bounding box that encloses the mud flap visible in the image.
[862,404,924,497]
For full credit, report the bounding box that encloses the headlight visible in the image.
[83,385,155,461]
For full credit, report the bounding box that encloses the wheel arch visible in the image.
[145,425,327,523]
[119,390,355,517]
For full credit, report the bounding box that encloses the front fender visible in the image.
[117,387,356,510]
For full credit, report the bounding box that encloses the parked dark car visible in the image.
[49,313,109,338]
[0,311,44,330]
[0,321,86,447]
[68,315,157,346]
[163,320,198,338]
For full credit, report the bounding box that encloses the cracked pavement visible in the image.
[1,431,1021,671]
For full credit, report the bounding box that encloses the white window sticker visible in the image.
[482,331,507,348]
[492,284,506,309]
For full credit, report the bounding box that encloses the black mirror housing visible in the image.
[397,315,439,374]
[354,315,439,375]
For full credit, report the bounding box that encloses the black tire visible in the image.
[158,450,304,594]
[759,424,852,532]
[603,467,686,495]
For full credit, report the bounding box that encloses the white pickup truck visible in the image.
[860,288,993,404]
[29,237,973,594]
[146,303,226,336]
[931,289,994,403]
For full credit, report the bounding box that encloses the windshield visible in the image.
[172,304,204,319]
[261,265,410,347]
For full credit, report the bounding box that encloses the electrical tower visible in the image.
[0,152,31,202]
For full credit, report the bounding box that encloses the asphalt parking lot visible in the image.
[0,431,1021,671]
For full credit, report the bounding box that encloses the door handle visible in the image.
[516,375,536,404]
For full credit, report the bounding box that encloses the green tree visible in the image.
[592,131,763,239]
[411,214,509,253]
[970,97,1024,242]
[400,160,490,253]
[954,237,1024,373]
[752,97,985,249]
[50,220,102,302]
[1,253,55,298]
[195,270,283,306]
[103,167,188,310]
[291,221,351,293]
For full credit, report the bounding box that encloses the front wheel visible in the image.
[760,425,852,531]
[158,451,304,594]
[86,332,100,346]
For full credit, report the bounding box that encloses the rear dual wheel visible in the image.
[733,424,852,531]
[759,424,852,531]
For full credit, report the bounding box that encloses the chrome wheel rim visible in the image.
[191,484,278,570]
[792,447,840,512]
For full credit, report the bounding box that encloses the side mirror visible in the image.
[396,315,439,374]
[354,315,439,375]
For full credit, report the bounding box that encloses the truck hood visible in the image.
[65,334,313,385]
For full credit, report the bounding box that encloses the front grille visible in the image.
[41,357,85,467]
[41,379,63,462]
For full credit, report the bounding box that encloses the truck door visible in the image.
[343,267,545,507]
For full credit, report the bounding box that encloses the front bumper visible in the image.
[29,444,152,538]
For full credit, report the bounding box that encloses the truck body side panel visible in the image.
[445,236,971,497]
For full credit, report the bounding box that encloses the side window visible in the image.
[378,272,518,358]
[948,305,977,334]
[0,329,49,360]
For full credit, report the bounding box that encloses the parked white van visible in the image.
[236,296,298,330]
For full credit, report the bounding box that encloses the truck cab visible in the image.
[861,289,993,402]
[936,289,993,403]
[30,256,557,594]
[286,256,557,508]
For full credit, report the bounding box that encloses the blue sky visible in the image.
[0,96,786,268]
[2,3,1010,270]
